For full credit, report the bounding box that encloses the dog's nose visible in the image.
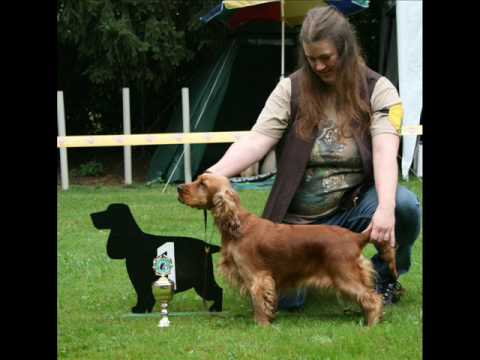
[177,184,185,193]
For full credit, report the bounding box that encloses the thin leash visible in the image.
[201,209,216,311]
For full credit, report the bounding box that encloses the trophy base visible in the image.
[158,317,170,328]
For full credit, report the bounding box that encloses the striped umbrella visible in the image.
[200,0,369,78]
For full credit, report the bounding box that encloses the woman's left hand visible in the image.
[363,206,396,248]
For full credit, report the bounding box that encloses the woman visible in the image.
[206,6,421,309]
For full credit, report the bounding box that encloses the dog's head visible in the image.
[177,173,237,209]
[90,203,137,259]
[90,203,132,230]
[177,174,241,237]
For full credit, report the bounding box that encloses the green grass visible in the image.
[58,179,422,360]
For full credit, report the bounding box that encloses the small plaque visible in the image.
[153,256,173,277]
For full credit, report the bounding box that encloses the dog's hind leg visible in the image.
[333,259,383,327]
[193,282,223,312]
[207,286,223,312]
[335,280,383,326]
[357,288,383,327]
[249,273,277,326]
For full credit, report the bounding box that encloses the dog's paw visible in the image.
[131,306,145,313]
[131,304,154,313]
[131,305,147,313]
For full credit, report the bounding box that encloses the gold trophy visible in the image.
[152,254,175,327]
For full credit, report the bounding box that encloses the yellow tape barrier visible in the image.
[57,131,250,148]
[57,126,422,148]
[401,125,423,136]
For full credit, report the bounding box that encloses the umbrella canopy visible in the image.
[200,0,369,30]
[200,0,369,78]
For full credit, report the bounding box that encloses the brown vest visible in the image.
[262,67,381,223]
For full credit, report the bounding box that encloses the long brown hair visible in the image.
[296,6,371,140]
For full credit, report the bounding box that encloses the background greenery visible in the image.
[58,179,422,359]
[57,0,383,137]
[58,0,386,176]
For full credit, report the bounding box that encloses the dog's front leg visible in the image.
[126,259,155,313]
[249,273,277,326]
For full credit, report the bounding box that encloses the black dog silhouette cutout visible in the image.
[90,203,223,313]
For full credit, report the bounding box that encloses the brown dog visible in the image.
[177,173,397,326]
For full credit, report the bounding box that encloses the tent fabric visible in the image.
[231,172,276,190]
[148,1,372,185]
[147,40,239,184]
[378,4,398,86]
[147,0,424,185]
[396,0,423,179]
[147,28,298,184]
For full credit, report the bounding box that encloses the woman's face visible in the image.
[303,40,339,84]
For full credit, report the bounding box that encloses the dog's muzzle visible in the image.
[177,184,186,203]
[90,211,107,229]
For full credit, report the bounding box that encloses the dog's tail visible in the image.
[359,226,398,280]
[358,226,372,249]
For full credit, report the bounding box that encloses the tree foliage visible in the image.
[349,0,383,72]
[57,0,224,135]
[57,0,382,138]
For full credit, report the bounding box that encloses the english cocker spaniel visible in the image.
[177,174,397,326]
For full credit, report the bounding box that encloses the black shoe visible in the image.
[283,305,304,313]
[277,303,304,313]
[376,280,405,305]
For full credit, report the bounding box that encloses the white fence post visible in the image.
[57,91,69,190]
[122,88,133,185]
[182,88,192,183]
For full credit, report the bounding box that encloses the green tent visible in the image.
[147,23,298,184]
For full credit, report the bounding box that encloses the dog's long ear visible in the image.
[212,189,241,238]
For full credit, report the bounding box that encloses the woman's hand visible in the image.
[364,206,396,248]
[206,132,278,177]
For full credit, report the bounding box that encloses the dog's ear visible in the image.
[225,189,240,205]
[212,189,241,238]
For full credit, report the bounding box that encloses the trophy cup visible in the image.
[152,254,175,327]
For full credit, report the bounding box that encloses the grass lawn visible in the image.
[58,179,422,360]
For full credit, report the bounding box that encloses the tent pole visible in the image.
[182,88,192,183]
[161,87,191,193]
